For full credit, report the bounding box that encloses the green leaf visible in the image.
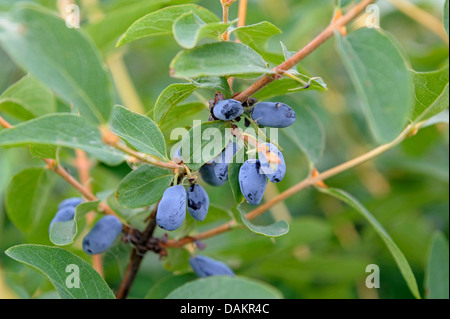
[179,120,231,171]
[283,104,325,165]
[254,76,327,100]
[29,144,57,159]
[0,114,125,166]
[318,187,421,299]
[86,0,189,53]
[5,168,56,233]
[117,4,219,47]
[159,102,207,131]
[145,273,197,299]
[154,78,231,124]
[49,201,100,246]
[411,66,449,122]
[444,0,449,37]
[231,21,281,51]
[163,247,192,273]
[116,165,173,208]
[5,244,115,299]
[0,4,114,124]
[173,12,231,49]
[0,75,55,120]
[166,276,283,299]
[425,233,449,299]
[336,28,414,143]
[190,76,231,97]
[234,203,289,237]
[154,83,197,123]
[110,105,167,159]
[170,42,271,79]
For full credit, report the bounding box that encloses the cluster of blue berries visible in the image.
[206,98,294,205]
[49,197,123,255]
[156,183,210,231]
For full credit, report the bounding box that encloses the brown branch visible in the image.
[116,205,159,299]
[233,0,376,102]
[164,125,416,248]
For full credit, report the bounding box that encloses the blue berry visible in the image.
[187,184,210,221]
[258,143,286,183]
[49,206,76,233]
[156,185,186,231]
[251,102,296,128]
[57,197,82,210]
[200,163,226,186]
[239,160,267,205]
[189,255,234,277]
[212,99,244,121]
[214,142,241,182]
[82,216,123,255]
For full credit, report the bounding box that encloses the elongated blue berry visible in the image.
[189,255,234,277]
[200,163,226,186]
[212,99,244,121]
[214,142,241,182]
[58,197,82,210]
[258,143,286,183]
[82,216,123,255]
[239,160,267,205]
[156,185,186,231]
[251,102,296,128]
[49,206,75,233]
[187,184,210,221]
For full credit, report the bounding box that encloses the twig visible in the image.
[114,142,181,172]
[116,205,159,299]
[233,0,376,102]
[164,125,416,247]
[237,0,248,28]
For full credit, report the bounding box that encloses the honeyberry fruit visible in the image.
[189,255,235,277]
[49,206,76,233]
[258,143,286,183]
[57,197,82,210]
[239,160,268,205]
[251,102,296,128]
[187,184,210,221]
[200,163,226,186]
[156,185,187,231]
[82,215,123,255]
[212,99,244,121]
[214,142,240,182]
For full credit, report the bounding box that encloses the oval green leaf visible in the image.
[5,244,115,299]
[336,28,414,143]
[116,165,173,208]
[0,4,114,124]
[111,105,167,159]
[0,114,125,166]
[170,42,271,79]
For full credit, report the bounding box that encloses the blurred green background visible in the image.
[0,0,448,299]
